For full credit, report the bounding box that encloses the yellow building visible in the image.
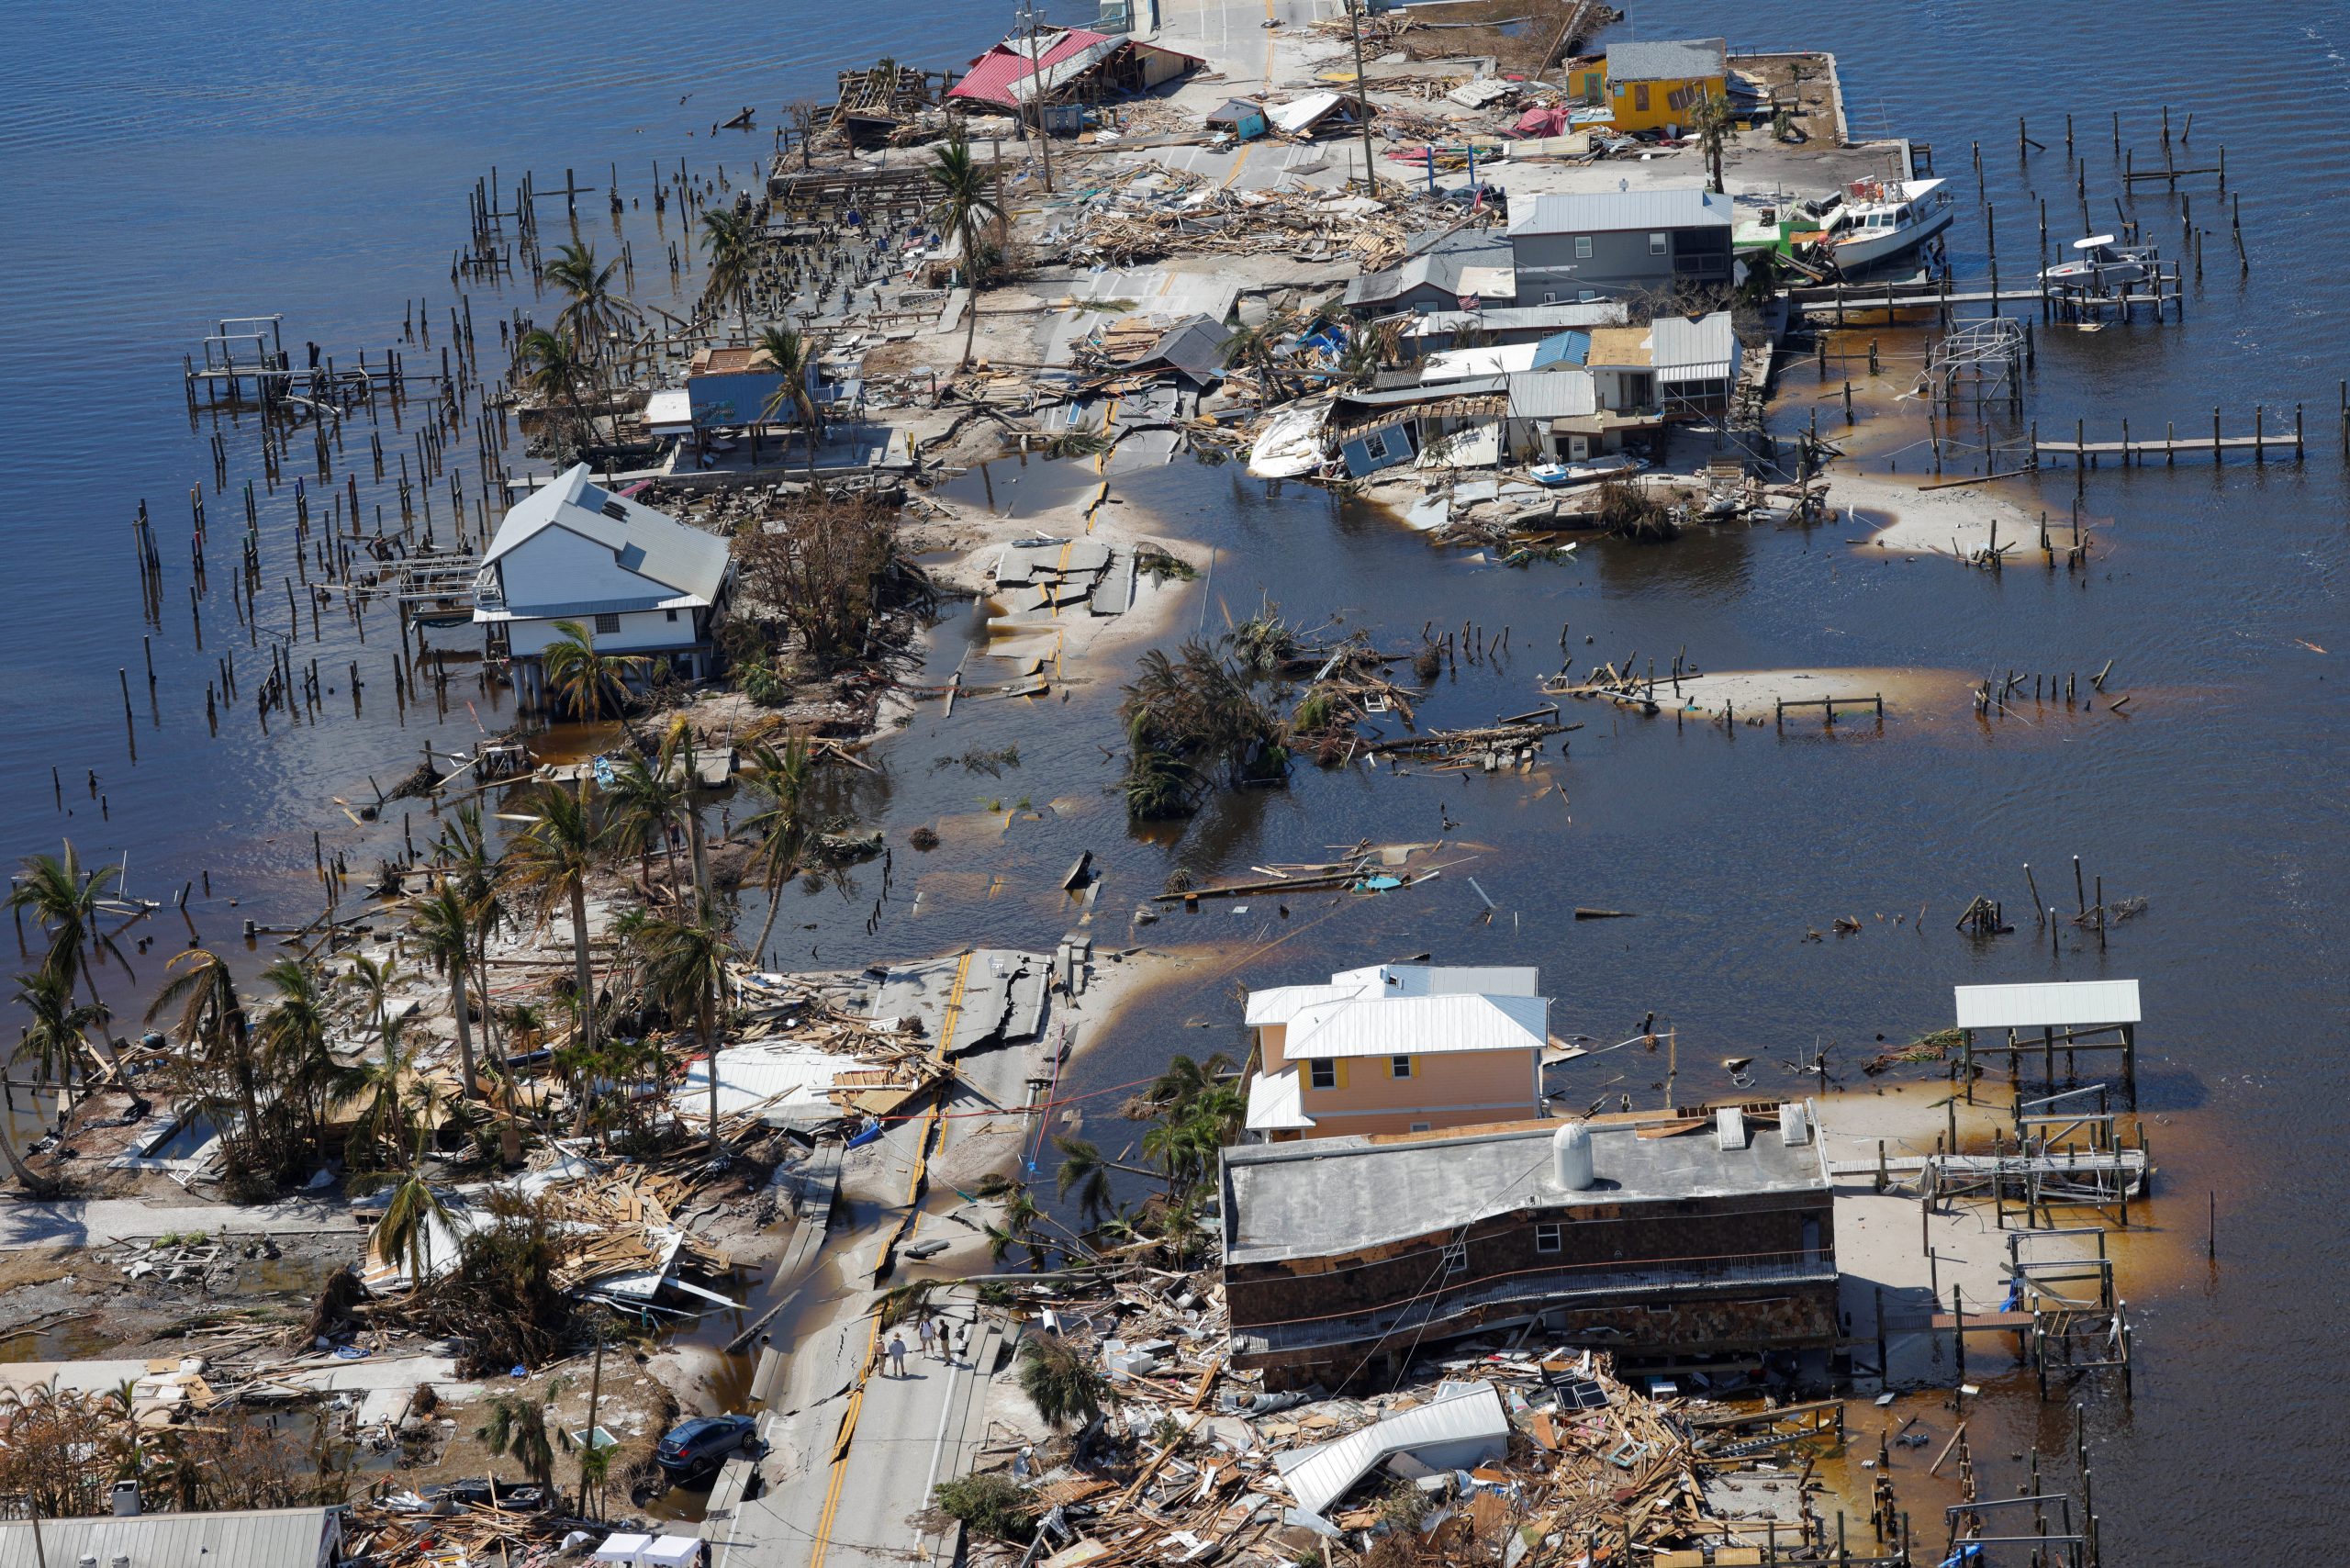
[1598,37,1728,134]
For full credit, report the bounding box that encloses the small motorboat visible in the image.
[2041,234,2158,294]
[1826,176,1955,271]
[1529,454,1646,487]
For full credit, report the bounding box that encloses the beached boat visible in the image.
[1826,177,1954,271]
[1528,454,1645,487]
[2041,234,2158,294]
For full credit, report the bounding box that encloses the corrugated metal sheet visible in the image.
[1285,991,1550,1059]
[1507,186,1734,238]
[1953,980,2142,1030]
[0,1506,339,1568]
[1274,1383,1510,1517]
[1649,311,1739,381]
[946,29,1116,110]
[1506,370,1598,420]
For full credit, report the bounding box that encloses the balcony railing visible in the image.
[1234,1250,1833,1357]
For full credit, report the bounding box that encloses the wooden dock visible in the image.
[2031,409,2307,465]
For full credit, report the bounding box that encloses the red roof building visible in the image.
[946,28,1201,113]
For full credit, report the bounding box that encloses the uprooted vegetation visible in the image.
[728,489,940,695]
[1117,635,1292,819]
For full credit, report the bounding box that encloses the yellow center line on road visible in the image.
[805,950,973,1568]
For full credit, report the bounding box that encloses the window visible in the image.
[1573,235,1593,260]
[1535,1223,1562,1254]
[1410,1122,1431,1133]
[1390,1055,1414,1080]
[1649,232,1669,256]
[1633,83,1650,112]
[1361,431,1390,461]
[594,612,621,634]
[1441,1240,1468,1275]
[1309,1059,1337,1091]
[1577,289,1600,303]
[665,607,679,622]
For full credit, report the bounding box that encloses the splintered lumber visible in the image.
[1362,722,1576,756]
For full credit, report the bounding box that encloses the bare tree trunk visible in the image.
[451,962,478,1099]
[0,1117,57,1198]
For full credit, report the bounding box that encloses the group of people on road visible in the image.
[884,1311,968,1377]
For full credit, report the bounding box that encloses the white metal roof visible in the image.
[1647,310,1739,382]
[1244,1066,1315,1131]
[1274,1382,1509,1517]
[1953,980,2142,1031]
[1507,186,1733,238]
[1507,369,1599,420]
[0,1506,341,1568]
[1244,981,1371,1027]
[1285,991,1549,1059]
[1330,964,1542,997]
[1424,342,1541,381]
[482,463,732,609]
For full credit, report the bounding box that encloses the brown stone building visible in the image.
[1219,1105,1837,1388]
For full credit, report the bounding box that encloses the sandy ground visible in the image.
[1563,665,1977,726]
[1829,468,2084,563]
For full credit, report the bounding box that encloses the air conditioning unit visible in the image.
[111,1479,141,1517]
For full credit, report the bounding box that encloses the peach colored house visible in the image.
[1242,965,1550,1141]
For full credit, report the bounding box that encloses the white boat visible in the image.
[1529,454,1645,487]
[2041,234,2157,294]
[1247,398,1332,478]
[1827,177,1955,271]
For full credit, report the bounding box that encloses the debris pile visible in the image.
[963,1273,1850,1568]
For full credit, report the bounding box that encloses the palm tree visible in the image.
[753,325,825,476]
[518,327,591,460]
[411,885,486,1097]
[699,208,758,342]
[1221,315,1300,404]
[254,958,336,1150]
[926,134,1005,368]
[636,911,734,1154]
[14,969,105,1115]
[605,751,688,908]
[439,804,508,1063]
[478,1383,564,1501]
[0,1017,59,1195]
[738,738,815,964]
[1052,1136,1157,1225]
[577,1442,614,1520]
[1017,1337,1113,1429]
[539,620,650,723]
[339,1015,427,1172]
[373,1157,452,1287]
[543,241,639,362]
[7,842,131,1005]
[1686,84,1734,193]
[503,781,610,1073]
[341,953,401,1043]
[147,949,261,1169]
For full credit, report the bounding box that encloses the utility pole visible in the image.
[1017,0,1057,195]
[1347,0,1379,195]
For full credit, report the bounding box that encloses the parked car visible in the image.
[656,1414,760,1482]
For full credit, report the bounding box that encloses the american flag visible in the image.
[1457,294,1481,311]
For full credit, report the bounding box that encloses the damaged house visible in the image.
[1220,1105,1838,1389]
[946,28,1202,127]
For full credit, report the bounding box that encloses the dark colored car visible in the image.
[656,1414,760,1482]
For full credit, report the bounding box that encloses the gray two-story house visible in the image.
[1505,186,1735,303]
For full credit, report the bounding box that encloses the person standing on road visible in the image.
[916,1316,936,1361]
[887,1331,908,1378]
